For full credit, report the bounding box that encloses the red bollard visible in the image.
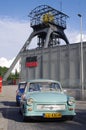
[0,76,2,93]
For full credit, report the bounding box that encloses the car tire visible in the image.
[16,101,20,106]
[68,116,74,120]
[19,109,22,115]
[23,116,28,122]
[67,116,74,121]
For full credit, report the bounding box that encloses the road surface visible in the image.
[0,85,86,130]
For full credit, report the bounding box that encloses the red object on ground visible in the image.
[0,76,2,93]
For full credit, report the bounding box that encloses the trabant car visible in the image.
[16,81,27,106]
[20,79,76,121]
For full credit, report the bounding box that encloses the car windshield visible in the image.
[28,82,61,92]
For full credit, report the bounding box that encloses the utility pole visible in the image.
[78,14,84,100]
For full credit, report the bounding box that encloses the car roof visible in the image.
[18,81,27,85]
[27,79,60,84]
[19,81,27,84]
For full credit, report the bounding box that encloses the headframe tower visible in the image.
[3,5,69,81]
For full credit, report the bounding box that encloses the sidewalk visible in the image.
[0,85,17,130]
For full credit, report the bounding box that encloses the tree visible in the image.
[0,66,19,80]
[0,67,8,77]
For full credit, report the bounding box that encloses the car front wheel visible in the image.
[23,116,28,122]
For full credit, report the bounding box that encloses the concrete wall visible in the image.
[20,42,86,90]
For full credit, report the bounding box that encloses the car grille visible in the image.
[37,104,66,111]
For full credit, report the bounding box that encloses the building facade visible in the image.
[20,42,86,89]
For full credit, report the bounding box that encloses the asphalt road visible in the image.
[0,85,86,130]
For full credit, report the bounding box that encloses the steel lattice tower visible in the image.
[3,5,69,81]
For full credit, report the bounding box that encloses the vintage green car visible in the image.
[20,79,76,121]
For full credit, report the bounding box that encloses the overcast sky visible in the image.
[0,0,86,69]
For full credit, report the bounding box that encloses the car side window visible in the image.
[29,83,40,92]
[51,83,61,92]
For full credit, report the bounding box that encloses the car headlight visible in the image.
[27,98,34,105]
[68,97,75,106]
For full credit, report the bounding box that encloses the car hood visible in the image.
[26,92,67,102]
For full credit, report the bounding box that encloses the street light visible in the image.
[78,14,84,100]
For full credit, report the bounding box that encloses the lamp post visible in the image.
[78,14,84,100]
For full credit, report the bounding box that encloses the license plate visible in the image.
[44,113,62,118]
